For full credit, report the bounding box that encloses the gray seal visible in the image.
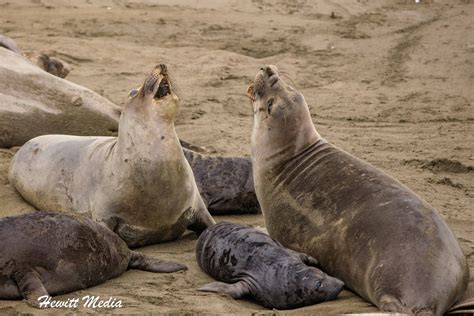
[196,222,344,309]
[9,64,215,248]
[183,150,259,214]
[0,212,186,307]
[247,65,469,315]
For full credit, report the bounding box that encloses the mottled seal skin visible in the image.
[183,150,259,214]
[248,65,469,315]
[196,222,344,309]
[9,64,215,248]
[0,212,186,307]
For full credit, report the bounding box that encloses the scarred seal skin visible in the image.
[247,65,469,316]
[8,64,215,248]
[196,222,344,310]
[0,212,186,307]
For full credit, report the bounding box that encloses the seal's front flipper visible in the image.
[287,249,320,267]
[187,206,216,234]
[300,253,320,267]
[129,251,187,273]
[12,270,49,308]
[198,281,251,299]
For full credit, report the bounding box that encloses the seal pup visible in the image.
[0,212,186,307]
[196,222,344,309]
[247,65,469,315]
[9,64,215,247]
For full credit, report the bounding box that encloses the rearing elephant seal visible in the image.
[196,222,344,309]
[247,65,469,315]
[0,212,186,307]
[9,64,215,247]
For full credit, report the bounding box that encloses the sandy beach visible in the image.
[0,0,472,314]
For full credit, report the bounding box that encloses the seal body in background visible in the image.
[9,64,215,248]
[248,65,469,315]
[0,212,186,307]
[183,151,259,214]
[196,222,344,309]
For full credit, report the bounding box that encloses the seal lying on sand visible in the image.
[0,35,70,78]
[196,222,344,309]
[9,64,215,247]
[0,47,120,148]
[0,212,186,307]
[183,151,259,214]
[247,65,469,315]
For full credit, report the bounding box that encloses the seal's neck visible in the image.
[116,110,181,161]
[251,107,321,172]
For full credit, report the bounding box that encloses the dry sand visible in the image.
[0,0,473,314]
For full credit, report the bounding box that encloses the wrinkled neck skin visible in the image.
[250,68,321,173]
[116,95,182,166]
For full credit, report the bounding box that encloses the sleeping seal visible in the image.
[9,64,215,247]
[247,65,469,315]
[0,212,186,307]
[196,222,344,309]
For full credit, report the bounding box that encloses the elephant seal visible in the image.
[196,222,344,309]
[0,211,186,307]
[9,64,215,247]
[247,65,469,315]
[183,151,259,214]
[0,35,21,54]
[0,35,70,78]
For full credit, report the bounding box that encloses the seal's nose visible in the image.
[265,66,274,77]
[159,64,167,74]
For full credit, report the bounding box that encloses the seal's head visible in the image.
[125,64,180,122]
[247,65,320,167]
[288,266,344,308]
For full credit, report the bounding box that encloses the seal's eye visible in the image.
[267,98,274,114]
[315,280,322,289]
[129,89,139,98]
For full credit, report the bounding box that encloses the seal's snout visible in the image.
[159,63,167,74]
[143,63,172,100]
[324,276,344,301]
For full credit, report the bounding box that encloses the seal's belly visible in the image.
[257,144,468,308]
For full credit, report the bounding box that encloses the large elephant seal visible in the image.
[0,47,120,148]
[0,212,186,307]
[9,64,215,247]
[196,222,344,309]
[247,65,469,315]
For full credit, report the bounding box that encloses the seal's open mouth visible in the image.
[155,78,171,99]
[269,74,279,87]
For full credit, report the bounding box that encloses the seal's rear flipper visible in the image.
[129,251,187,273]
[198,281,251,299]
[12,270,49,308]
[447,298,474,315]
[187,207,216,234]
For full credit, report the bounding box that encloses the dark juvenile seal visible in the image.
[196,222,344,309]
[9,64,215,248]
[0,212,186,307]
[247,65,469,315]
[183,151,259,214]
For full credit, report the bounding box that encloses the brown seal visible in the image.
[0,212,186,307]
[247,65,469,315]
[9,64,215,247]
